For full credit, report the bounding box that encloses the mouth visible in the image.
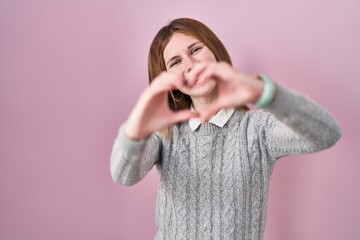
[193,78,214,88]
[182,78,215,92]
[193,79,200,86]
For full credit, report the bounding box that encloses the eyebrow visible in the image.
[165,41,202,66]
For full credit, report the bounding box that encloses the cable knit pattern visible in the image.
[110,86,341,240]
[222,123,237,240]
[176,127,190,240]
[212,134,225,239]
[187,132,199,240]
[198,133,214,239]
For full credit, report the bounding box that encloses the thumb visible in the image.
[199,101,224,123]
[169,110,199,125]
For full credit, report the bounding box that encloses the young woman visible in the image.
[110,18,341,240]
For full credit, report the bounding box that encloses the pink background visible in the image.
[0,0,359,239]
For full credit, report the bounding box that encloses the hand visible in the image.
[125,71,198,139]
[186,61,263,122]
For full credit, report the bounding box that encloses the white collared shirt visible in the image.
[188,106,235,131]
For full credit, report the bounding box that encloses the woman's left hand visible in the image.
[186,61,264,122]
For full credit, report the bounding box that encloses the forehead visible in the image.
[163,33,200,61]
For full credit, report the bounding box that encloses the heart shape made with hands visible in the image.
[125,62,262,140]
[176,61,263,123]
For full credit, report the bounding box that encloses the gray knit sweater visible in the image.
[110,86,341,240]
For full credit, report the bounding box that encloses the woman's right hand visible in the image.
[124,71,198,140]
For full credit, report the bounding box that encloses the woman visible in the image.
[110,18,341,240]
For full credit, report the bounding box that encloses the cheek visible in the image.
[202,51,217,62]
[166,64,186,75]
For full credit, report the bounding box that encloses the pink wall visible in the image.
[0,0,359,239]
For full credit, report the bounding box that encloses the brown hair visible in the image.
[148,18,232,109]
[147,18,246,136]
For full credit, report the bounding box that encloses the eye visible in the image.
[169,59,181,68]
[191,46,202,55]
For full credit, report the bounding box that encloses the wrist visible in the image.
[124,121,149,140]
[251,75,264,102]
[254,74,277,108]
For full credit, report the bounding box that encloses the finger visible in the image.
[199,96,238,123]
[169,109,199,124]
[150,72,185,94]
[199,100,224,123]
[167,71,188,89]
[186,62,208,87]
[196,62,234,86]
[196,65,217,86]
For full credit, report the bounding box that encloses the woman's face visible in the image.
[163,32,217,98]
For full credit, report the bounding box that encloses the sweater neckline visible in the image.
[185,110,245,135]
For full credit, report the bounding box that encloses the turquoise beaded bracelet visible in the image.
[255,74,277,108]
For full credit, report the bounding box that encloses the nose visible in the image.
[183,56,195,76]
[186,65,192,73]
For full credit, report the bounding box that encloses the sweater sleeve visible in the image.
[257,85,341,162]
[110,124,162,186]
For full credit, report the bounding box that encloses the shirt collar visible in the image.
[188,106,235,131]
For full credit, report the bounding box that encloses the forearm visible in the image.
[264,85,341,151]
[110,124,160,186]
